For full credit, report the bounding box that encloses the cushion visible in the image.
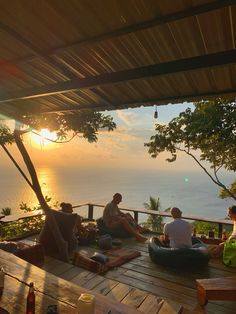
[39,209,78,257]
[96,217,132,238]
[73,252,108,273]
[0,241,18,254]
[17,244,44,266]
[91,252,109,263]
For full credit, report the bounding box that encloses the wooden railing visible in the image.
[1,203,233,239]
[73,203,234,239]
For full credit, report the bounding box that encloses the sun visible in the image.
[30,128,57,149]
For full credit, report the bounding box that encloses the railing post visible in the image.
[134,211,138,224]
[218,223,223,239]
[88,204,94,220]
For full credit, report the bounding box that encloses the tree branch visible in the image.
[177,147,236,200]
[1,143,33,188]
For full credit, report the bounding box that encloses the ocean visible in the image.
[0,166,235,222]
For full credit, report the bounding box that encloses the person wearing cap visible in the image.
[103,193,148,242]
[163,207,192,248]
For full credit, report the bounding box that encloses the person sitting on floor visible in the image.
[60,202,84,237]
[209,205,236,258]
[103,193,148,242]
[163,207,192,248]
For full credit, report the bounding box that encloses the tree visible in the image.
[145,99,236,200]
[143,196,163,232]
[0,110,116,211]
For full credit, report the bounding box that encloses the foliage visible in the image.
[192,221,233,237]
[145,99,236,200]
[143,196,163,232]
[0,216,44,240]
[0,126,14,145]
[22,110,116,143]
[0,197,56,240]
[219,181,236,200]
[19,196,57,212]
[1,207,11,216]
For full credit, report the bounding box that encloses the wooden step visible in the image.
[196,276,236,306]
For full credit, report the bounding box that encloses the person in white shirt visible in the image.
[163,207,192,248]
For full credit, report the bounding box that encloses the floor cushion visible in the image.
[96,217,132,238]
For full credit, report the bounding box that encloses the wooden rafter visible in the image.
[38,88,236,115]
[1,49,236,104]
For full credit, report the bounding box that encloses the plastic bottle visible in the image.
[26,282,35,314]
[0,267,5,295]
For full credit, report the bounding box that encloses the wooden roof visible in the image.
[1,0,236,120]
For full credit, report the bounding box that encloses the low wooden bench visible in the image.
[196,276,236,306]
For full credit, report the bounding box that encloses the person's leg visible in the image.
[110,217,147,242]
[125,213,150,233]
[125,213,138,226]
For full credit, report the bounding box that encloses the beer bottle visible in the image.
[0,267,5,295]
[26,282,35,314]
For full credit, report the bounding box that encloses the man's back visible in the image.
[164,218,192,248]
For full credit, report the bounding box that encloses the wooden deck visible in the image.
[19,234,236,314]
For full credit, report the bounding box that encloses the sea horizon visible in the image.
[0,165,235,222]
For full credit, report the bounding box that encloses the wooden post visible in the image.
[218,223,223,239]
[134,211,138,224]
[88,204,94,220]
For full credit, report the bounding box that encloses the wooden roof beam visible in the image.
[1,49,236,104]
[38,88,236,115]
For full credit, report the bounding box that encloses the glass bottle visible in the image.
[26,282,35,314]
[0,267,5,295]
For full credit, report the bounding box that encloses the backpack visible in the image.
[223,239,236,267]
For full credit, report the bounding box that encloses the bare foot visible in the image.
[136,233,148,243]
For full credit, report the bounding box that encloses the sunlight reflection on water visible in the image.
[0,166,234,221]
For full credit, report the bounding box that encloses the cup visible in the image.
[77,293,95,314]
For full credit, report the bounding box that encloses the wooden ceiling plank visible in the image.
[50,0,236,55]
[0,20,75,79]
[1,49,236,103]
[2,0,235,68]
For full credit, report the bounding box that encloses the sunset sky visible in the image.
[1,102,199,172]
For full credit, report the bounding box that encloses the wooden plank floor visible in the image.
[21,235,236,314]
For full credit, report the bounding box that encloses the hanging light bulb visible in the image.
[154,105,158,119]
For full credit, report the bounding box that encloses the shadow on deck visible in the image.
[21,234,236,314]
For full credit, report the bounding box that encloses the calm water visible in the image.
[0,166,235,221]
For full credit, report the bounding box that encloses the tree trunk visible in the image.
[13,130,50,211]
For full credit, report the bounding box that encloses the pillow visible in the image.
[0,241,18,254]
[91,252,109,264]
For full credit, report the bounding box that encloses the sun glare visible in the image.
[31,128,57,149]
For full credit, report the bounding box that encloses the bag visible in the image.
[223,239,236,267]
[98,234,112,250]
[91,252,109,263]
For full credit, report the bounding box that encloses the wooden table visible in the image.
[0,249,141,314]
